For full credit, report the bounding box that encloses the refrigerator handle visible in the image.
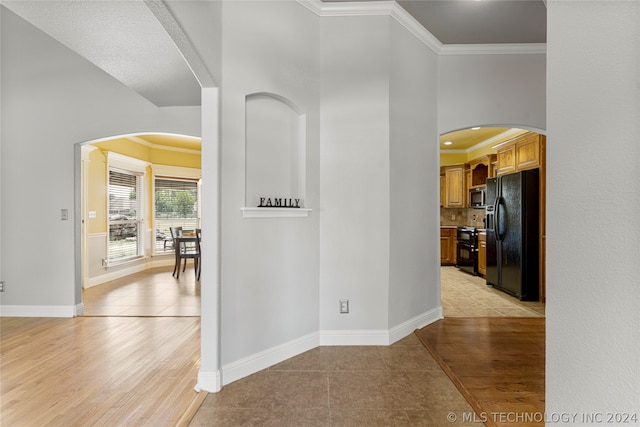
[495,197,503,241]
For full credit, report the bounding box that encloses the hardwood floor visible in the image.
[82,266,200,317]
[0,316,204,426]
[415,317,545,427]
[2,267,545,426]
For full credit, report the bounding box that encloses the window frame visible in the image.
[105,152,149,266]
[151,165,202,256]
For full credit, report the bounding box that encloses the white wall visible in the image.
[219,1,321,371]
[438,51,546,133]
[388,20,440,329]
[319,15,391,334]
[546,1,640,419]
[0,7,200,313]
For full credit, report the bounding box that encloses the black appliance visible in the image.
[469,186,486,208]
[485,169,539,300]
[456,226,478,275]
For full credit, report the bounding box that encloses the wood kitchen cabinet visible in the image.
[496,144,516,176]
[478,231,487,276]
[469,154,497,187]
[440,227,456,265]
[443,164,467,208]
[440,173,446,207]
[495,132,545,175]
[492,130,547,302]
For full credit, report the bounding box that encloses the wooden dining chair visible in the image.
[196,229,202,280]
[169,226,183,277]
[173,229,201,280]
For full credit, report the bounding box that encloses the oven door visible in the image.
[456,232,478,275]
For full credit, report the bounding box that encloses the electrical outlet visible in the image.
[0,281,5,292]
[339,299,349,314]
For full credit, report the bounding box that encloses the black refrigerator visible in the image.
[485,169,539,301]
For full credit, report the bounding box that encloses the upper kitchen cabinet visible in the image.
[440,172,446,207]
[442,164,468,208]
[495,132,546,175]
[469,154,497,187]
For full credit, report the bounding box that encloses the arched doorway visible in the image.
[438,126,546,317]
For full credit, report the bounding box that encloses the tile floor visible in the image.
[189,333,480,427]
[440,267,545,318]
[82,265,200,316]
[189,267,545,426]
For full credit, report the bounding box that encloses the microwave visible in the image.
[469,186,486,208]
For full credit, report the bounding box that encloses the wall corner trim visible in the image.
[196,370,222,393]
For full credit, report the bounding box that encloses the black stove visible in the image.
[456,227,478,275]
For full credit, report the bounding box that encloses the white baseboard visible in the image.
[388,306,443,344]
[320,306,443,346]
[196,370,222,393]
[216,307,443,390]
[85,257,175,288]
[0,305,78,318]
[221,332,319,387]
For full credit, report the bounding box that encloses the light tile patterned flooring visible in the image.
[441,267,545,318]
[82,265,200,316]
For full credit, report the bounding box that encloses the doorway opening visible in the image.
[438,126,546,318]
[78,133,202,317]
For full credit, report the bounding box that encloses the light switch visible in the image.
[88,211,96,219]
[61,209,68,220]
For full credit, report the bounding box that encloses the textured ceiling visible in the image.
[3,0,546,149]
[2,0,201,107]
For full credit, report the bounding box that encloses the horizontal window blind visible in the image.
[108,170,142,262]
[154,178,200,254]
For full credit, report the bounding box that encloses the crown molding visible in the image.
[298,0,442,53]
[438,43,547,56]
[440,128,526,155]
[298,0,545,56]
[126,135,201,155]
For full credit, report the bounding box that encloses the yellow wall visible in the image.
[87,149,107,235]
[86,138,201,234]
[440,130,530,166]
[440,152,468,166]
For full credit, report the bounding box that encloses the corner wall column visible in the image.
[197,86,222,392]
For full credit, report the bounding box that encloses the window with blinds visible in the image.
[108,169,143,262]
[154,178,200,253]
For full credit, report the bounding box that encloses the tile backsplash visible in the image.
[440,207,486,228]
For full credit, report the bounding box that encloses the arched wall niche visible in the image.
[244,92,307,209]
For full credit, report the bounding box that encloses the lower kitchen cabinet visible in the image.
[478,231,487,276]
[440,227,456,265]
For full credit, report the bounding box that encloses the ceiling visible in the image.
[2,0,546,150]
[439,127,528,152]
[333,0,547,44]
